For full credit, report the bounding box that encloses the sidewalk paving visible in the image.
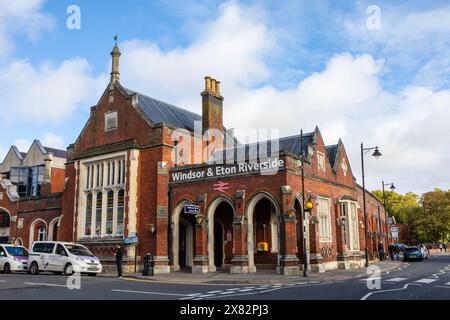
[99,260,405,285]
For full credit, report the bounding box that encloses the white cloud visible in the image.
[0,58,107,124]
[120,1,275,109]
[13,139,31,153]
[342,5,450,89]
[41,133,64,149]
[108,1,450,193]
[0,0,55,59]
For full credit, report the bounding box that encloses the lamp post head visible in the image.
[372,147,382,159]
[390,183,396,191]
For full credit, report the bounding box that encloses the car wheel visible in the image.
[29,262,39,275]
[3,263,11,274]
[64,263,74,276]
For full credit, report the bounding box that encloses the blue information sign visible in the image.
[184,204,200,215]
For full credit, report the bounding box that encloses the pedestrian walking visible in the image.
[388,244,395,260]
[378,242,385,261]
[114,244,124,278]
[439,243,443,253]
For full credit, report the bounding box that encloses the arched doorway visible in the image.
[179,218,194,270]
[207,197,234,272]
[246,193,280,272]
[172,200,196,272]
[294,196,310,267]
[214,220,224,268]
[0,210,11,244]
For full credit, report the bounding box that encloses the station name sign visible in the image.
[171,157,285,183]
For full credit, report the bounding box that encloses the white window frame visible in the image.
[318,196,332,242]
[81,155,126,239]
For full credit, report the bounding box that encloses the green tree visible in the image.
[421,189,450,243]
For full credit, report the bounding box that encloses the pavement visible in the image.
[1,253,449,300]
[98,258,406,285]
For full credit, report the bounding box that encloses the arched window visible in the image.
[117,189,124,236]
[106,191,114,236]
[38,226,46,241]
[0,211,10,228]
[85,193,92,236]
[95,192,102,236]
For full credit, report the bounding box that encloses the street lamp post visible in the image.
[300,129,308,277]
[361,143,382,268]
[382,181,395,246]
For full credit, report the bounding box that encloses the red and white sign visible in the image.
[213,181,230,192]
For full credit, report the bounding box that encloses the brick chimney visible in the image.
[201,76,224,135]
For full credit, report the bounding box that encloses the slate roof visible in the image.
[124,88,202,132]
[44,147,67,159]
[211,132,315,162]
[325,144,338,168]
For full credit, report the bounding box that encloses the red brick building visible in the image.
[2,44,389,274]
[0,140,66,248]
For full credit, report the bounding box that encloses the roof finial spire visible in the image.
[111,35,121,83]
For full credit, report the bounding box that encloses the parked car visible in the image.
[418,244,428,259]
[393,243,407,252]
[27,241,102,276]
[0,244,29,273]
[404,246,424,262]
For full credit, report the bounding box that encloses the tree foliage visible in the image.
[372,188,450,244]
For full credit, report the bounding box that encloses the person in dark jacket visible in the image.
[114,245,124,278]
[378,242,385,261]
[388,244,395,260]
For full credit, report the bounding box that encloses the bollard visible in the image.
[142,253,150,276]
[149,253,154,276]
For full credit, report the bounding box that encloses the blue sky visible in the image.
[0,0,449,194]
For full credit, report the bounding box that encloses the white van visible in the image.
[0,244,29,273]
[28,241,102,276]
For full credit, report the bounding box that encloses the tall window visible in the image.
[341,203,349,246]
[95,192,102,236]
[83,157,126,238]
[106,191,114,236]
[10,166,45,197]
[318,197,331,242]
[117,189,125,236]
[349,202,359,250]
[85,193,92,236]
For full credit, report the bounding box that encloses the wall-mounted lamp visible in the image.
[150,224,156,234]
[309,215,319,225]
[337,216,347,227]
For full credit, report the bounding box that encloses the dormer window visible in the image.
[105,111,118,131]
[317,151,325,172]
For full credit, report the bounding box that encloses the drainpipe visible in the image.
[168,185,172,267]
